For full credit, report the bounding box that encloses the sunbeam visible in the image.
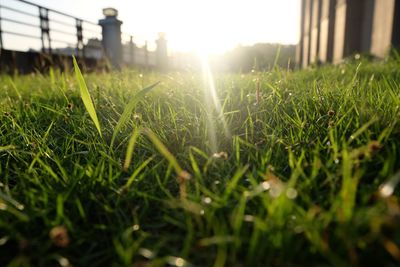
[199,51,231,152]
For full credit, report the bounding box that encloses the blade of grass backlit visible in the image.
[273,44,281,69]
[8,77,22,100]
[110,81,160,147]
[223,165,249,202]
[0,192,29,221]
[348,116,378,144]
[124,156,154,189]
[73,56,102,137]
[144,129,183,175]
[0,145,16,152]
[144,129,191,198]
[123,127,141,171]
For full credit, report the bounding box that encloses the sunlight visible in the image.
[15,0,300,54]
[118,0,301,53]
[199,50,231,152]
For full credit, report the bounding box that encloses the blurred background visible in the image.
[0,0,399,72]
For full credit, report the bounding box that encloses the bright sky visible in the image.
[1,0,301,53]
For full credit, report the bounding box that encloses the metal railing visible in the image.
[121,33,156,67]
[0,0,102,58]
[0,0,157,67]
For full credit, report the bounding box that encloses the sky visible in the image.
[1,0,301,53]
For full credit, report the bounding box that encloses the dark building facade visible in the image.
[297,0,400,67]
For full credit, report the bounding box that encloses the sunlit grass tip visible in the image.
[73,56,102,137]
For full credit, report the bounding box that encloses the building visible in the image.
[297,0,400,67]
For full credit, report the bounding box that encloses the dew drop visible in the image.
[138,248,155,259]
[379,171,400,198]
[270,187,282,198]
[58,257,70,267]
[0,236,9,246]
[244,215,254,222]
[379,184,394,198]
[261,181,270,190]
[286,188,298,199]
[202,197,212,204]
[174,258,185,267]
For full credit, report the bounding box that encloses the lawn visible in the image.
[1,57,400,266]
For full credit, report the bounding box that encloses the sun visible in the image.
[121,0,300,54]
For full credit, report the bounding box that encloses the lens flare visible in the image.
[198,51,231,152]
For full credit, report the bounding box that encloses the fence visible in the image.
[121,33,157,68]
[0,0,160,70]
[0,0,105,58]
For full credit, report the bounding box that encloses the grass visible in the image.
[1,56,400,266]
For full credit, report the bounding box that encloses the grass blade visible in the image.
[348,116,378,144]
[0,192,29,222]
[123,127,141,171]
[144,129,191,199]
[0,145,16,152]
[124,156,154,189]
[144,129,183,175]
[111,81,160,147]
[73,56,102,137]
[223,165,249,202]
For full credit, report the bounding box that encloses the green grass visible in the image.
[1,57,400,267]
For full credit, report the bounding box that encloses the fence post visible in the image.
[129,35,135,66]
[98,8,122,69]
[156,32,168,71]
[39,7,51,54]
[144,41,148,69]
[0,5,3,50]
[76,19,84,57]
